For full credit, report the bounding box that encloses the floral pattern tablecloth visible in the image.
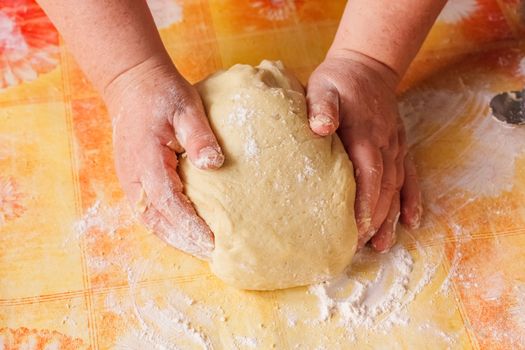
[2,0,525,349]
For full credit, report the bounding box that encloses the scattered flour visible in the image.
[110,286,217,350]
[133,300,213,350]
[244,138,259,159]
[481,272,505,301]
[306,243,441,342]
[510,284,525,329]
[418,322,457,348]
[227,104,253,127]
[399,88,525,197]
[226,100,261,161]
[296,156,315,183]
[72,200,133,241]
[308,246,415,335]
[234,336,258,349]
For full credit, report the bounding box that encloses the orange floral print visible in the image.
[250,0,304,21]
[0,177,25,225]
[0,327,87,350]
[0,0,59,89]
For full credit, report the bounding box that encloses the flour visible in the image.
[86,256,111,271]
[480,272,505,301]
[418,322,457,348]
[297,156,315,182]
[286,314,297,327]
[72,200,133,241]
[226,101,261,161]
[399,88,525,197]
[510,284,525,329]
[227,104,253,127]
[234,336,258,348]
[109,286,217,350]
[308,246,420,337]
[134,301,213,350]
[305,242,442,342]
[44,340,60,350]
[244,138,259,159]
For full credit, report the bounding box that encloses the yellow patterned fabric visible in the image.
[1,0,525,348]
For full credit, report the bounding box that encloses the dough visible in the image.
[180,61,357,290]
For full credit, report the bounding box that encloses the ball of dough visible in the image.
[180,60,357,290]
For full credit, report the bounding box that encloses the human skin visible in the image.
[37,0,446,257]
[307,0,447,251]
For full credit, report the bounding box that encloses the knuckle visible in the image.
[381,181,397,194]
[404,172,419,182]
[356,164,382,180]
[382,140,400,157]
[171,93,201,124]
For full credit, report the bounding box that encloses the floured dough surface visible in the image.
[180,60,357,290]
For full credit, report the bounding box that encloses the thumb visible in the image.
[172,89,225,170]
[306,80,340,136]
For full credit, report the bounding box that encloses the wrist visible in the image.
[103,53,180,107]
[325,47,400,89]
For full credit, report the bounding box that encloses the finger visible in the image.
[166,138,184,153]
[140,142,214,258]
[400,154,422,229]
[306,81,339,136]
[340,136,383,248]
[141,204,213,260]
[371,191,400,253]
[172,91,224,170]
[370,149,398,232]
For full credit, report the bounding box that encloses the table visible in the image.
[1,0,525,348]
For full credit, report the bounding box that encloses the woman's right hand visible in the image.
[104,57,224,260]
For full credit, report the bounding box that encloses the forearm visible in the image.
[37,0,171,97]
[329,0,447,80]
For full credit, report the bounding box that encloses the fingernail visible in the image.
[310,115,334,132]
[195,146,225,169]
[374,233,396,254]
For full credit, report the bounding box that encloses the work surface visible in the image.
[2,0,525,349]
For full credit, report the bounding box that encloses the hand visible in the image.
[306,50,422,252]
[104,57,224,260]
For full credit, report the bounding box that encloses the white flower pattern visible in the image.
[146,0,183,29]
[0,1,59,89]
[437,0,478,24]
[250,0,297,21]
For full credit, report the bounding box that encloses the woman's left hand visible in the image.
[306,50,422,252]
